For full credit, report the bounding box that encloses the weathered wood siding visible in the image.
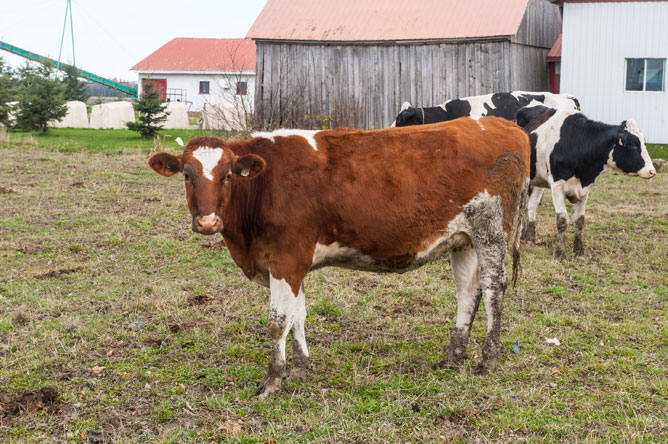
[254,40,513,129]
[254,1,562,130]
[512,0,562,48]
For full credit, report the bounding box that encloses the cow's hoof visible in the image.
[474,363,491,376]
[254,376,283,400]
[555,249,567,261]
[289,365,308,381]
[434,354,466,370]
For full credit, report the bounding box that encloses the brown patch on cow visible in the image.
[35,266,82,279]
[0,186,16,194]
[267,320,284,341]
[0,387,59,420]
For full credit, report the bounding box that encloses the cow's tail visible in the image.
[510,178,529,288]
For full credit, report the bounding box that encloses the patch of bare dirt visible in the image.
[0,387,60,421]
[16,245,46,254]
[0,186,16,194]
[168,320,212,333]
[35,266,83,279]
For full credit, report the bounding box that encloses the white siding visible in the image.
[136,72,255,113]
[561,1,668,143]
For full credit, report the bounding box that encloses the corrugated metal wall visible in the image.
[561,2,668,143]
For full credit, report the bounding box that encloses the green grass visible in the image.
[647,143,668,159]
[0,127,244,154]
[0,141,666,443]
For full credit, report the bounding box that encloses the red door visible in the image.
[142,78,167,101]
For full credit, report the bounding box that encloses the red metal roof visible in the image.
[547,34,561,62]
[247,0,531,42]
[551,0,666,4]
[131,38,256,72]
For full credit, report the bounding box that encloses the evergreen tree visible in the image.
[127,81,169,138]
[14,64,67,133]
[61,64,89,102]
[0,58,17,127]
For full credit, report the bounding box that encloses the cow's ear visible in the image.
[231,154,266,179]
[149,152,183,177]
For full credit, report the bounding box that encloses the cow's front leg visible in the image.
[550,183,569,260]
[438,244,481,369]
[289,283,311,381]
[255,273,307,399]
[572,191,589,258]
[523,186,544,243]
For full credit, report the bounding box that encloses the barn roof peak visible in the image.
[247,0,533,42]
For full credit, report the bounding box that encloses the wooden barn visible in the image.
[246,0,562,129]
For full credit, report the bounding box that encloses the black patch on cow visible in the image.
[529,133,538,180]
[442,99,472,120]
[484,93,545,120]
[549,114,618,187]
[395,103,466,127]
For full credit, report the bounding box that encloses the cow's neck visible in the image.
[572,117,618,187]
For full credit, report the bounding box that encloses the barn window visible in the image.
[236,81,248,95]
[625,58,665,92]
[199,81,210,94]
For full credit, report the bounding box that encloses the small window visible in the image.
[236,81,248,95]
[199,81,210,94]
[626,58,665,92]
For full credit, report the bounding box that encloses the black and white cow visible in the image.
[515,105,656,259]
[392,92,580,127]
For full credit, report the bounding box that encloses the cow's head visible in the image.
[148,136,266,235]
[394,107,422,127]
[608,120,655,179]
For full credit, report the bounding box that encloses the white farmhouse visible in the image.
[554,0,667,143]
[130,38,256,114]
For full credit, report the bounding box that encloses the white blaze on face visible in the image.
[625,120,655,178]
[252,129,320,151]
[193,146,223,181]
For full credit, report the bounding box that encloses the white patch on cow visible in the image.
[512,91,579,111]
[471,116,486,130]
[561,177,591,203]
[529,108,580,185]
[269,275,307,366]
[464,94,494,117]
[527,187,545,226]
[193,146,223,181]
[311,241,376,269]
[252,129,320,151]
[450,245,479,330]
[625,120,655,178]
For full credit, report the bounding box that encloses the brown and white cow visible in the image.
[148,118,531,398]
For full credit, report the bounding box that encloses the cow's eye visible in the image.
[184,173,190,181]
[225,173,232,181]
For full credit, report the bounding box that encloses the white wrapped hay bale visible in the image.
[162,102,189,129]
[89,101,135,129]
[201,103,247,131]
[51,101,89,128]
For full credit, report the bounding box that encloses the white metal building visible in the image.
[558,0,668,142]
[130,38,256,113]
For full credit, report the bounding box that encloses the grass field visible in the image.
[0,136,667,443]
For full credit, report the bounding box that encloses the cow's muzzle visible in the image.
[193,213,222,235]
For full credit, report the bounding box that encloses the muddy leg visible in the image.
[522,187,544,243]
[255,273,305,399]
[474,243,508,375]
[550,184,569,260]
[572,192,589,258]
[438,244,481,369]
[289,284,311,381]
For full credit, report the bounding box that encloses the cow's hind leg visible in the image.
[255,273,307,399]
[522,186,544,243]
[438,243,482,369]
[572,191,590,258]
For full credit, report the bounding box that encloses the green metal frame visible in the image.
[0,40,138,98]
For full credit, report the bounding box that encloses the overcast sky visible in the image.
[0,0,268,81]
